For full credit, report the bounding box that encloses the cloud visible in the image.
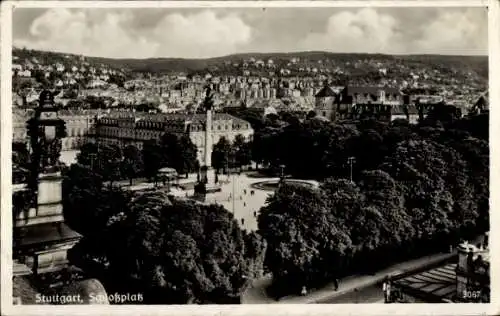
[14,9,158,58]
[153,11,252,58]
[298,8,487,55]
[13,7,487,57]
[415,9,487,55]
[299,8,402,54]
[14,9,252,58]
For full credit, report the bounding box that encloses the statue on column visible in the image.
[202,86,214,111]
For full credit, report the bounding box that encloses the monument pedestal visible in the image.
[37,172,64,223]
[13,171,81,276]
[200,167,221,193]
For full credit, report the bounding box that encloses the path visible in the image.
[242,251,456,304]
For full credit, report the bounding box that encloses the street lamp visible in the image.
[231,156,236,214]
[347,156,356,183]
[279,164,286,186]
[27,90,66,190]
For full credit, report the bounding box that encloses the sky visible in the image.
[12,7,488,59]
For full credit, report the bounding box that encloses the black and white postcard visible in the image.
[1,1,498,315]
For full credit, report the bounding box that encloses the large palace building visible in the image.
[14,109,253,165]
[93,112,254,163]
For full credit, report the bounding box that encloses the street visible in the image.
[315,284,383,303]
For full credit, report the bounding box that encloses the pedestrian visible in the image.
[243,202,246,207]
[244,189,247,195]
[241,218,245,225]
[333,278,339,291]
[301,286,307,296]
[250,190,254,196]
[383,278,388,302]
[383,276,392,303]
[253,211,257,217]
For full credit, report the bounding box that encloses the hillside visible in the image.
[13,47,487,79]
[92,52,488,78]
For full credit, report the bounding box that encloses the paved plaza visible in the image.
[204,173,319,231]
[206,173,277,231]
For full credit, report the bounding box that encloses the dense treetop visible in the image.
[257,112,489,297]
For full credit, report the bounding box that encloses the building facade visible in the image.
[13,109,98,151]
[314,85,413,122]
[94,112,254,163]
[314,86,338,120]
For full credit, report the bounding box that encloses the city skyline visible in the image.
[13,7,488,59]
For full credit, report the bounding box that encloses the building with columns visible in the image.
[94,112,253,163]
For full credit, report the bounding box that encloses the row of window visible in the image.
[352,94,400,101]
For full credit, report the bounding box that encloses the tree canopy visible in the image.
[257,113,489,297]
[66,189,266,304]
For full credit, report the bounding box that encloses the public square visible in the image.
[184,171,318,231]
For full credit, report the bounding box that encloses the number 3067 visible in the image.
[463,290,481,299]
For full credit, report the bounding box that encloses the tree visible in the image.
[12,142,30,184]
[160,132,180,168]
[257,114,490,297]
[62,163,130,236]
[175,135,198,178]
[233,134,252,171]
[157,132,198,178]
[12,141,30,167]
[68,192,266,304]
[77,143,122,186]
[76,143,98,167]
[258,183,352,296]
[142,140,163,184]
[212,137,232,174]
[122,145,143,186]
[12,77,33,107]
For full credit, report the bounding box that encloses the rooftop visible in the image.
[393,263,457,302]
[344,86,401,95]
[15,222,81,250]
[315,86,337,98]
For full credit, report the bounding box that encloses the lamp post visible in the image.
[279,164,286,186]
[231,156,236,214]
[27,90,66,190]
[347,156,356,183]
[19,90,70,275]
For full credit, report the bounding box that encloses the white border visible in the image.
[1,1,499,315]
[6,0,491,8]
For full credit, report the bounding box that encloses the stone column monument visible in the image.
[204,105,213,169]
[195,87,221,199]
